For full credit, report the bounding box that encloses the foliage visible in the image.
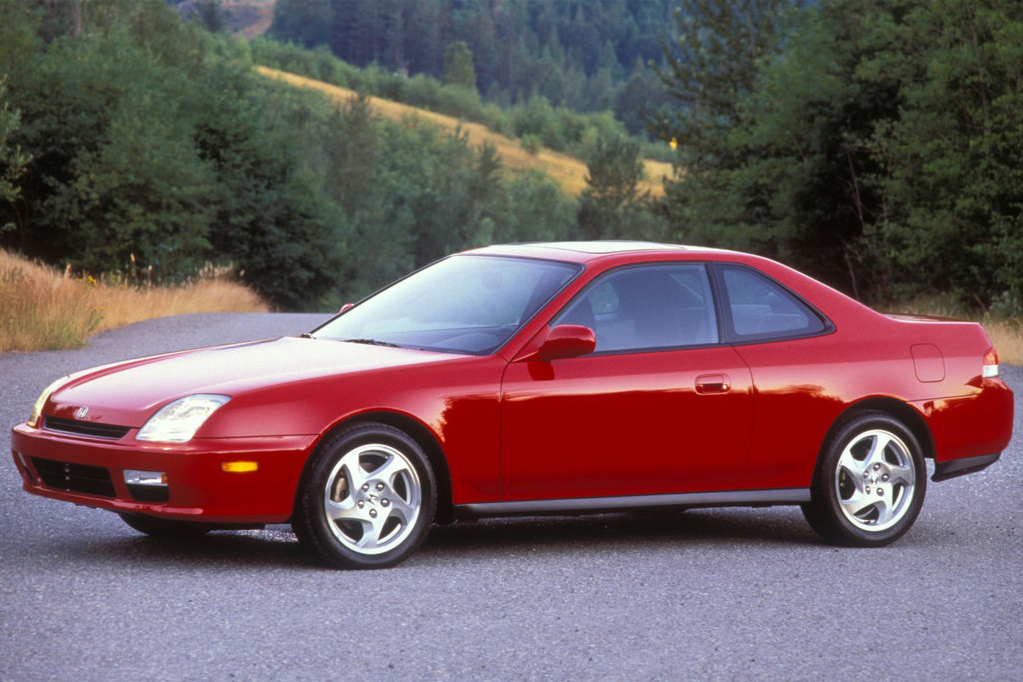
[443,41,477,90]
[247,36,646,162]
[0,80,29,210]
[0,0,583,310]
[653,0,1023,310]
[3,0,216,278]
[578,135,666,241]
[855,0,1023,306]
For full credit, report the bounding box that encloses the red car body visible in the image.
[10,242,1014,567]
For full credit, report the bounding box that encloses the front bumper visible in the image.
[11,423,317,523]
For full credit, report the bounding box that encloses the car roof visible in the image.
[466,241,733,264]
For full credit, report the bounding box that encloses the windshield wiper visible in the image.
[341,338,402,348]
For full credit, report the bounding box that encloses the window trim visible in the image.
[709,263,835,345]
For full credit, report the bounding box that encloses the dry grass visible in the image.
[256,66,672,198]
[982,319,1023,367]
[0,250,269,353]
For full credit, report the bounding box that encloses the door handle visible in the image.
[696,374,730,394]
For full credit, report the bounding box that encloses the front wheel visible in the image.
[292,423,436,569]
[802,412,926,547]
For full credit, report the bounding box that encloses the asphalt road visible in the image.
[1,313,1020,682]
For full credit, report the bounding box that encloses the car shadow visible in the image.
[53,507,822,571]
[422,507,819,557]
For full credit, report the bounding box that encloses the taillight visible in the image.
[983,347,999,378]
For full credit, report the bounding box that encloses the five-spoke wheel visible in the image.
[292,423,436,569]
[803,412,926,546]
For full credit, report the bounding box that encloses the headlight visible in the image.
[137,394,231,443]
[28,376,71,428]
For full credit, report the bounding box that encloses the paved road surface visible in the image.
[1,313,1020,682]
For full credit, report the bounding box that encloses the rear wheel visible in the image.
[802,412,926,547]
[292,423,436,569]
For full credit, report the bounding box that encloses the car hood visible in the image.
[46,337,457,428]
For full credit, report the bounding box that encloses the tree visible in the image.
[443,40,477,90]
[196,69,347,309]
[649,0,795,276]
[577,134,664,240]
[615,58,671,137]
[701,0,902,296]
[0,80,29,211]
[649,0,792,168]
[194,0,224,33]
[268,0,680,110]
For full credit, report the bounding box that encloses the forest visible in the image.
[1,0,1022,315]
[268,0,677,130]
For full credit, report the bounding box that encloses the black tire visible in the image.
[802,412,926,547]
[292,423,436,569]
[119,513,212,539]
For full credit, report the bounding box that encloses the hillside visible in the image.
[222,0,275,38]
[256,66,671,198]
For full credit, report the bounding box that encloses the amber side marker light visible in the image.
[983,347,999,378]
[222,461,259,473]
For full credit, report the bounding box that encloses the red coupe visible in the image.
[10,242,1014,568]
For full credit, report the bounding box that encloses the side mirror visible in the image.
[537,324,596,361]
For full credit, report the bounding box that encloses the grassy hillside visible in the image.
[223,0,275,38]
[256,66,672,198]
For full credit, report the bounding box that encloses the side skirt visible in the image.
[454,488,811,520]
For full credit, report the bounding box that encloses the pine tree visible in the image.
[443,41,477,90]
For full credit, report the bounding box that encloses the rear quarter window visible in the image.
[716,265,830,343]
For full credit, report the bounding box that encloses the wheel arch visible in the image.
[820,397,936,462]
[299,410,455,525]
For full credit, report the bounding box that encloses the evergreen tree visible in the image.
[0,80,28,210]
[577,134,663,240]
[193,0,224,33]
[649,0,792,168]
[443,41,477,90]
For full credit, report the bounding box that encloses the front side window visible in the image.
[717,265,828,341]
[553,264,719,353]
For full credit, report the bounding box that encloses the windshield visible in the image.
[312,255,580,354]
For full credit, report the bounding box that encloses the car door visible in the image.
[499,263,755,502]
